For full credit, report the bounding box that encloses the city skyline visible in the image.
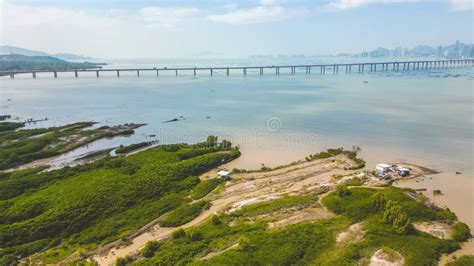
[0,0,473,58]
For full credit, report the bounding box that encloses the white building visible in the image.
[375,164,391,174]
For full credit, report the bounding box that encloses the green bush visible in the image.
[452,222,471,242]
[446,255,474,266]
[141,241,160,258]
[189,179,222,200]
[115,256,133,266]
[336,185,352,197]
[0,121,24,132]
[172,228,186,239]
[159,201,211,227]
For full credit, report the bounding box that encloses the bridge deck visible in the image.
[2,59,473,78]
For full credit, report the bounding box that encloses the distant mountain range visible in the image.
[0,45,94,61]
[0,54,105,73]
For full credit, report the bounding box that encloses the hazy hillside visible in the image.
[0,54,104,72]
[0,45,93,61]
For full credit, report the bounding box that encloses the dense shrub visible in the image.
[141,241,160,258]
[189,179,222,200]
[452,222,471,242]
[159,201,211,227]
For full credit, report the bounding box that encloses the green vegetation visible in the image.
[0,136,239,264]
[189,179,222,200]
[345,177,364,186]
[0,121,24,132]
[115,141,154,154]
[320,187,463,265]
[0,121,143,170]
[446,256,474,266]
[0,54,104,72]
[115,256,133,266]
[232,194,319,217]
[135,216,349,266]
[0,115,11,121]
[141,241,160,258]
[452,222,471,242]
[159,201,211,227]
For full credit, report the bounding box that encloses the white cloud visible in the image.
[449,0,473,11]
[0,0,117,27]
[138,7,200,28]
[208,5,304,25]
[323,0,417,11]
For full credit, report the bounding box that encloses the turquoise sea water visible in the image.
[1,59,473,225]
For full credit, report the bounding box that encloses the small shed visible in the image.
[376,164,391,174]
[217,170,231,180]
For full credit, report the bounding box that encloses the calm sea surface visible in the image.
[1,58,473,226]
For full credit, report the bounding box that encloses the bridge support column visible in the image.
[361,64,364,73]
[260,67,263,75]
[136,70,140,77]
[194,68,196,76]
[32,72,36,78]
[54,71,57,78]
[349,65,352,73]
[244,68,247,75]
[75,71,78,78]
[96,71,99,77]
[210,69,213,76]
[275,67,278,75]
[175,69,178,76]
[10,74,14,79]
[226,67,229,76]
[117,70,120,77]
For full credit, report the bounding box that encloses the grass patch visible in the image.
[231,194,319,217]
[189,179,222,200]
[446,255,474,266]
[159,201,211,227]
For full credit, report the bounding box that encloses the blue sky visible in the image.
[0,0,472,58]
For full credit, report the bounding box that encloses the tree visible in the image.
[141,240,160,258]
[206,136,218,147]
[382,200,411,234]
[371,192,387,211]
[336,185,352,197]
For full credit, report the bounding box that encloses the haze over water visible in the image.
[1,58,473,226]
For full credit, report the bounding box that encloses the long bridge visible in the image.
[2,59,473,79]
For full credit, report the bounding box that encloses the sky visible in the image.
[0,0,473,58]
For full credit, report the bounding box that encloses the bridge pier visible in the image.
[10,74,14,79]
[210,69,213,76]
[244,68,247,75]
[260,67,263,75]
[32,72,36,78]
[227,67,229,76]
[194,68,196,76]
[54,71,57,78]
[275,67,279,75]
[117,70,120,77]
[75,71,78,78]
[136,70,140,77]
[175,69,178,76]
[96,71,99,77]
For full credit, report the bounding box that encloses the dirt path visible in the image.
[92,154,357,265]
